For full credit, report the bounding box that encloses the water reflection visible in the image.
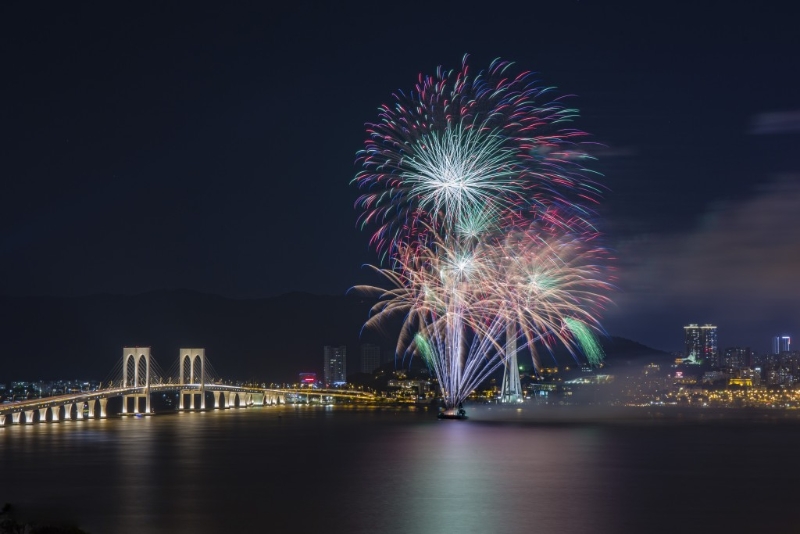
[349,414,615,533]
[115,416,157,532]
[2,407,800,533]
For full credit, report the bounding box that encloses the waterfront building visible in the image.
[387,378,430,400]
[323,345,346,386]
[766,366,791,386]
[298,372,317,387]
[684,324,718,366]
[360,343,381,374]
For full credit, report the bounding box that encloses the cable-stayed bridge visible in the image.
[0,347,376,426]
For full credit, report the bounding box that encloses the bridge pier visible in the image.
[0,415,4,426]
[212,391,220,409]
[76,402,84,419]
[182,391,194,410]
[63,403,72,420]
[12,412,21,424]
[51,406,60,422]
[99,398,108,418]
[179,391,205,411]
[38,407,48,422]
[87,400,96,418]
[122,394,151,415]
[224,392,232,408]
[25,410,34,423]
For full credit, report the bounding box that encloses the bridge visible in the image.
[0,347,376,426]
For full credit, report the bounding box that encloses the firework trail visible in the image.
[354,226,612,407]
[352,55,611,409]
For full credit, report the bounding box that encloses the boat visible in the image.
[437,408,468,420]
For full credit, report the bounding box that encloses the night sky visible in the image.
[2,1,798,353]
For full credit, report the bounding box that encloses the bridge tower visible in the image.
[179,348,206,410]
[122,347,152,414]
[501,324,523,403]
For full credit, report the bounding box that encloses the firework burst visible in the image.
[352,56,612,409]
[353,54,602,257]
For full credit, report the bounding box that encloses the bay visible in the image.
[1,405,798,533]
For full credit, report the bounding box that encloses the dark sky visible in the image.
[2,1,798,353]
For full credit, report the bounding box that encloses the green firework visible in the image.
[565,317,604,367]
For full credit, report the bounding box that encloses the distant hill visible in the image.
[0,290,390,383]
[600,336,672,363]
[0,290,667,382]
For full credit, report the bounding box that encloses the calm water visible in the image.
[2,405,800,533]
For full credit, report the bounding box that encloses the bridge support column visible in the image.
[122,346,152,415]
[63,403,72,420]
[0,415,4,426]
[213,391,220,409]
[178,391,198,411]
[25,410,34,423]
[87,400,95,418]
[99,399,108,418]
[13,412,21,424]
[51,407,60,421]
[38,408,48,422]
[76,403,84,419]
[224,392,232,409]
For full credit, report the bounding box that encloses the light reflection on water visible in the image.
[1,406,799,533]
[349,414,615,534]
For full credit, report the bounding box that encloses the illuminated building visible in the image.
[298,373,317,387]
[684,324,718,366]
[323,345,346,386]
[360,343,381,374]
[773,335,791,354]
[728,377,753,387]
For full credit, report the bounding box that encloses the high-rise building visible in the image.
[772,336,791,354]
[323,345,346,386]
[722,347,752,369]
[360,343,381,374]
[684,324,718,366]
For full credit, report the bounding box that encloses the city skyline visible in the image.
[1,287,797,383]
[1,2,798,353]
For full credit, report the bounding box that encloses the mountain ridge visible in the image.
[0,290,668,382]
